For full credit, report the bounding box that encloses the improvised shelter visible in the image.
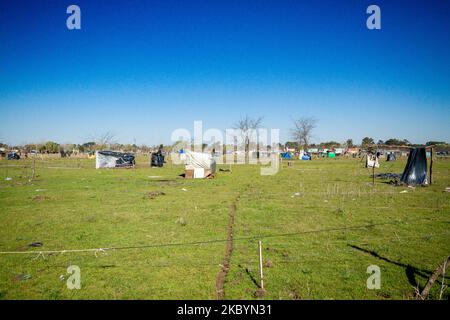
[301,154,312,160]
[400,148,428,186]
[95,151,135,169]
[366,154,379,168]
[280,152,292,160]
[151,152,164,167]
[386,153,396,161]
[328,152,336,158]
[184,150,216,179]
[7,152,20,160]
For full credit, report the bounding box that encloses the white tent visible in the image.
[184,150,216,178]
[366,154,379,168]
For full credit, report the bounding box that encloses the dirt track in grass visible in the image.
[216,195,240,299]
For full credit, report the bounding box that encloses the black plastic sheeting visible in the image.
[400,148,428,186]
[7,152,20,160]
[151,152,164,167]
[98,151,135,167]
[386,153,396,161]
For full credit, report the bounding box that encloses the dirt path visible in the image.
[215,195,239,299]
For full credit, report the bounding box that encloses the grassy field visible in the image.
[0,155,449,300]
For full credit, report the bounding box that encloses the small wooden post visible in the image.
[32,152,36,180]
[429,147,433,185]
[372,155,376,186]
[258,240,264,290]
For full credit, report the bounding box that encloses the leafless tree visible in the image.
[233,115,263,162]
[96,131,117,150]
[291,117,317,150]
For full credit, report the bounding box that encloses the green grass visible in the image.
[0,156,449,300]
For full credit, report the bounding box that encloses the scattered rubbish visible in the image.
[59,275,65,281]
[400,190,408,193]
[264,260,273,268]
[148,176,163,179]
[176,217,186,226]
[181,188,187,192]
[32,195,51,202]
[445,187,450,193]
[17,274,31,281]
[253,288,266,298]
[374,173,401,180]
[29,242,43,247]
[35,189,46,192]
[5,177,12,181]
[145,191,165,199]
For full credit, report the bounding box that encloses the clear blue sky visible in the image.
[1,0,449,146]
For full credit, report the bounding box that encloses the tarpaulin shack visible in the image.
[95,151,135,169]
[366,153,379,168]
[386,153,396,161]
[151,151,164,167]
[280,152,292,160]
[400,148,428,186]
[7,152,20,160]
[184,150,216,179]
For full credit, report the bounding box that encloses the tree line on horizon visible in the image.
[0,117,447,154]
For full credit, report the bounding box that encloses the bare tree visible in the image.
[96,131,117,150]
[291,117,317,150]
[233,115,263,162]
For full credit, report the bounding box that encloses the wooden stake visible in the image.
[32,152,36,180]
[258,240,264,290]
[429,147,433,185]
[372,155,376,186]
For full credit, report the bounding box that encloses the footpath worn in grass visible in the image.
[0,156,449,299]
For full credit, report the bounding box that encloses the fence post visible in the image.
[259,240,264,290]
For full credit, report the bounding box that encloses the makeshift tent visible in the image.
[184,150,216,179]
[301,154,312,160]
[366,154,379,168]
[95,151,135,169]
[280,152,292,160]
[7,152,20,160]
[386,153,396,161]
[151,152,164,167]
[400,148,428,186]
[328,152,336,158]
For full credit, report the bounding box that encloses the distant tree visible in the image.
[346,139,354,148]
[285,141,300,150]
[377,140,384,145]
[320,141,341,149]
[233,115,263,162]
[426,141,447,146]
[291,117,317,150]
[96,132,117,150]
[361,137,375,150]
[385,138,411,146]
[44,141,60,153]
